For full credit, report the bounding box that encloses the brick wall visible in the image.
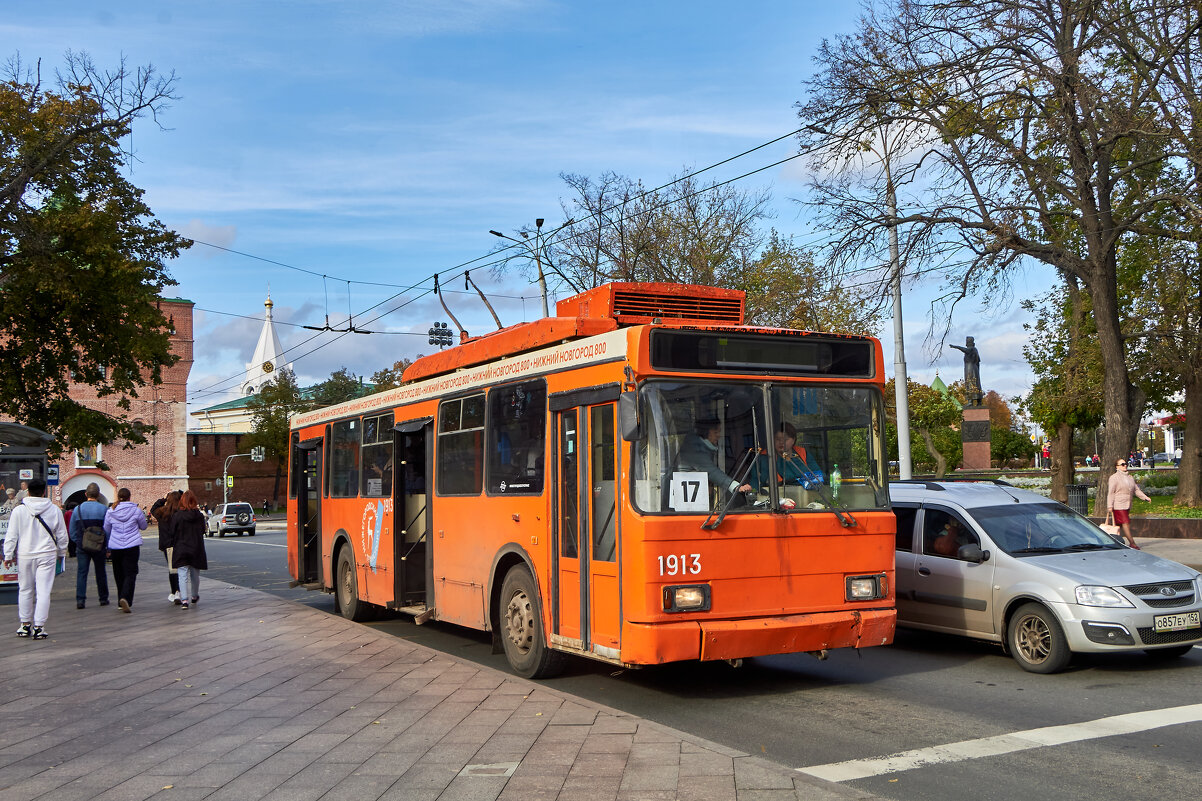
[186,432,286,512]
[49,298,194,509]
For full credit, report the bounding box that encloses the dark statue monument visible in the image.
[950,335,990,469]
[949,336,982,406]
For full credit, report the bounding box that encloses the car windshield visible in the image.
[971,502,1123,555]
[226,504,252,514]
[630,380,888,515]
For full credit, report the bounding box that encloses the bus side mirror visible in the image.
[619,393,643,441]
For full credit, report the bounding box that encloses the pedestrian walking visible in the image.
[68,483,111,608]
[104,488,148,613]
[152,491,183,604]
[2,479,69,640]
[169,491,208,609]
[1107,459,1151,549]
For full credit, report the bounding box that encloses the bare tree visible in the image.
[796,0,1196,506]
[491,171,883,334]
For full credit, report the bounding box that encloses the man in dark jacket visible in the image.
[68,483,110,609]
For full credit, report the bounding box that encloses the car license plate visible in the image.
[1153,611,1201,633]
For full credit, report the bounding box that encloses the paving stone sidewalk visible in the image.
[0,578,875,801]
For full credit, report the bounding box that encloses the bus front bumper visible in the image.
[622,608,896,665]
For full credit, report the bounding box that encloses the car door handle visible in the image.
[918,567,931,576]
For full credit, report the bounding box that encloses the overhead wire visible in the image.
[188,126,860,402]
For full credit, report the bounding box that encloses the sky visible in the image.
[5,1,1052,420]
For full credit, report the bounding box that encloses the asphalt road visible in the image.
[184,523,1202,801]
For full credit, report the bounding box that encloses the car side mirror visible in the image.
[958,543,989,564]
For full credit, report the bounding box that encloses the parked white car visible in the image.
[206,502,256,537]
[891,480,1201,673]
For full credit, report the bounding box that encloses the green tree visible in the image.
[991,426,1036,471]
[369,357,417,392]
[310,367,370,408]
[885,378,962,477]
[0,53,187,454]
[1021,278,1105,500]
[244,369,305,504]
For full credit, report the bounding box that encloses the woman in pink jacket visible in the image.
[1107,458,1150,549]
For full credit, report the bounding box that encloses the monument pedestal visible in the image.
[961,406,991,470]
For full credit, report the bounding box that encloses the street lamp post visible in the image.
[490,218,549,318]
[885,165,913,480]
[222,451,260,505]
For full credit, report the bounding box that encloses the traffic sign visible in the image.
[46,465,59,485]
[226,476,234,488]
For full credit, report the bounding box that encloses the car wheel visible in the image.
[1007,602,1071,674]
[218,529,225,538]
[248,529,255,536]
[1145,644,1195,660]
[336,547,373,621]
[499,565,564,679]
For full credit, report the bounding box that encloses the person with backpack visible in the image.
[103,487,148,613]
[2,479,69,640]
[68,482,112,609]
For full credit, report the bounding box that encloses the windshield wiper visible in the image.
[1065,542,1118,551]
[1010,546,1065,554]
[701,449,758,531]
[808,478,857,528]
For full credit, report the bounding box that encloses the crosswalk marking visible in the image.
[797,702,1202,782]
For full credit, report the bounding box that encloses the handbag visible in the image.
[1099,509,1121,539]
[79,517,107,555]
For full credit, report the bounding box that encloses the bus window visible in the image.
[330,419,360,498]
[289,431,300,499]
[591,404,617,562]
[361,412,394,497]
[487,381,546,495]
[437,394,485,495]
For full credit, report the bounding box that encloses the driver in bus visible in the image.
[677,419,752,496]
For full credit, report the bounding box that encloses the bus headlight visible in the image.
[663,584,711,612]
[846,574,888,601]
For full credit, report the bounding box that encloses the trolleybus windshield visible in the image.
[631,381,888,515]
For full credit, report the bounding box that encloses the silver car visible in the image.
[206,502,257,537]
[891,480,1201,673]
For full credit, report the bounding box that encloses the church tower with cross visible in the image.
[242,294,290,396]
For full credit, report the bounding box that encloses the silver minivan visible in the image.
[891,480,1201,673]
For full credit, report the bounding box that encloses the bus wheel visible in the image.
[500,565,564,679]
[336,547,372,622]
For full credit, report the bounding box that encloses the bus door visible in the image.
[552,398,621,659]
[393,418,433,611]
[296,439,322,584]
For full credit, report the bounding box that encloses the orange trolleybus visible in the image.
[287,282,895,677]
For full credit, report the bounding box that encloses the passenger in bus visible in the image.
[367,452,393,495]
[750,423,820,489]
[677,419,753,495]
